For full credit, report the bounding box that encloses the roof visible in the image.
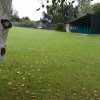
[66,14,100,25]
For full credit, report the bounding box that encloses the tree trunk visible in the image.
[0,0,12,63]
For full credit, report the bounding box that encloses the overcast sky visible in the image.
[12,0,100,21]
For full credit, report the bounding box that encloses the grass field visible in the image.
[0,27,100,100]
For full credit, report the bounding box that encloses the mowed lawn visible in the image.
[0,27,100,100]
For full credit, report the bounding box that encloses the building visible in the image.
[66,14,100,34]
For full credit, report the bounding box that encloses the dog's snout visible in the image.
[1,48,6,56]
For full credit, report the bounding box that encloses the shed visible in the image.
[66,14,100,34]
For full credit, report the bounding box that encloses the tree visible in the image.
[36,0,76,13]
[20,16,30,22]
[11,9,20,21]
[90,3,100,15]
[41,11,51,23]
[41,3,77,31]
[42,4,77,24]
[78,1,100,16]
[77,0,93,16]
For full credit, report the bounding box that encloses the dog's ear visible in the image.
[1,19,12,29]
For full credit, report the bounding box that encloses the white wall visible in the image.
[66,24,70,32]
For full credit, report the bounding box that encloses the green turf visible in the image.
[0,27,100,100]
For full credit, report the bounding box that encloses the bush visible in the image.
[56,23,64,31]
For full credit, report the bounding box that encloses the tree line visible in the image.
[11,9,31,22]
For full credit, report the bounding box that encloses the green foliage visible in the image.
[11,8,31,22]
[90,3,100,15]
[51,0,75,7]
[41,3,77,31]
[11,15,20,22]
[42,4,76,24]
[78,2,100,16]
[36,0,76,13]
[20,17,31,22]
[41,11,52,24]
[11,9,34,28]
[78,0,92,16]
[11,10,21,22]
[55,23,64,31]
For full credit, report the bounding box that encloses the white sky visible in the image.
[12,0,100,21]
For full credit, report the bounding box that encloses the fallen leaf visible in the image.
[31,96,36,99]
[25,90,30,94]
[48,89,51,92]
[8,82,12,86]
